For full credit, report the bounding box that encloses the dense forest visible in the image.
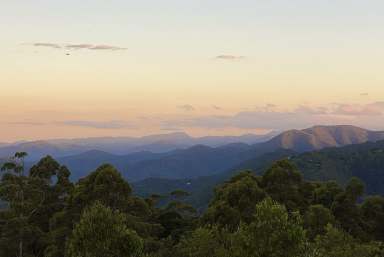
[1,152,384,257]
[133,140,384,211]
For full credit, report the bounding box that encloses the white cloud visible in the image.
[215,55,245,60]
[28,43,126,51]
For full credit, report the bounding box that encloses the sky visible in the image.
[1,0,384,142]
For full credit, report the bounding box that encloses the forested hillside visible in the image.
[1,153,384,257]
[133,149,294,210]
[134,140,384,210]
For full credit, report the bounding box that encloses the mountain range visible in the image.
[14,125,384,182]
[0,132,275,161]
[3,124,384,209]
[1,125,383,182]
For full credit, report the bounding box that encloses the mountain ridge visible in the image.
[0,132,275,160]
[14,125,384,182]
[257,125,384,152]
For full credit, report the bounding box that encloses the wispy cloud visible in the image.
[177,104,195,112]
[295,105,328,115]
[65,44,126,51]
[65,44,93,50]
[332,102,384,116]
[160,126,183,132]
[5,102,384,133]
[59,120,135,129]
[28,43,126,51]
[215,55,245,60]
[162,102,384,131]
[33,43,61,49]
[163,111,318,130]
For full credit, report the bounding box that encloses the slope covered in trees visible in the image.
[292,140,384,194]
[1,153,384,257]
[134,140,384,210]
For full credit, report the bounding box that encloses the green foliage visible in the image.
[361,196,384,241]
[203,171,265,229]
[292,140,384,196]
[331,178,366,239]
[29,155,60,180]
[345,177,365,202]
[1,153,384,257]
[174,227,231,257]
[304,204,335,239]
[170,190,190,199]
[0,154,75,257]
[0,152,40,257]
[231,198,307,257]
[261,160,307,211]
[313,224,384,257]
[66,202,143,257]
[312,181,343,208]
[69,164,132,214]
[165,201,196,217]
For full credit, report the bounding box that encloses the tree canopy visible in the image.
[1,154,383,257]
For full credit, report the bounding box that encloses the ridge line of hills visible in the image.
[2,125,384,183]
[0,132,276,160]
[3,125,384,210]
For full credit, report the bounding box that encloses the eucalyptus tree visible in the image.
[0,152,29,257]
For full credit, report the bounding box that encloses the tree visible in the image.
[52,164,160,257]
[0,152,31,257]
[1,155,383,257]
[313,224,384,257]
[231,198,307,257]
[312,181,343,209]
[27,156,63,231]
[345,177,365,202]
[66,202,143,257]
[261,160,307,211]
[174,227,231,257]
[44,166,74,257]
[170,190,190,199]
[0,154,75,257]
[68,164,132,214]
[361,196,384,241]
[163,189,196,218]
[29,155,60,181]
[331,178,366,239]
[203,171,265,229]
[304,204,335,239]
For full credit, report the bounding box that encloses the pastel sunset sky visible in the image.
[1,0,384,142]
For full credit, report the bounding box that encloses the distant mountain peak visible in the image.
[262,125,384,152]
